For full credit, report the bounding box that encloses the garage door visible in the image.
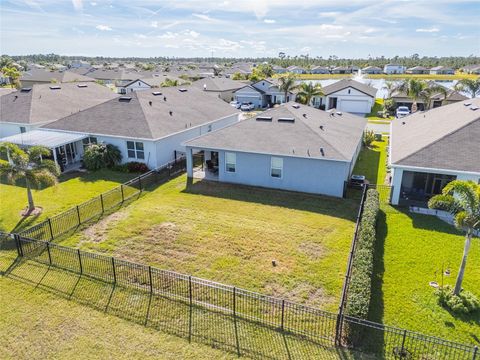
[339,100,370,114]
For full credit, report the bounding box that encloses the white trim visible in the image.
[225,151,236,173]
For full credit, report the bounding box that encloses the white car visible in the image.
[240,103,255,111]
[229,101,241,109]
[396,106,410,118]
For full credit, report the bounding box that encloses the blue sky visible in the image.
[1,0,479,58]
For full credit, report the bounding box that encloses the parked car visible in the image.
[240,102,255,111]
[229,101,241,109]
[396,106,410,118]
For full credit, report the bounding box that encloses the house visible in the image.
[8,86,239,171]
[272,65,287,74]
[383,64,406,74]
[234,79,296,109]
[406,66,429,75]
[117,79,152,94]
[184,103,366,197]
[69,60,91,69]
[311,79,377,115]
[391,82,468,111]
[389,99,480,206]
[331,66,351,74]
[191,77,246,102]
[361,66,382,74]
[310,66,330,74]
[19,69,95,87]
[0,82,118,138]
[287,66,306,74]
[429,66,455,75]
[460,64,480,74]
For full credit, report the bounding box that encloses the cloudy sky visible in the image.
[1,0,479,58]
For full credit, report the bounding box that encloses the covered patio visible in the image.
[0,129,88,172]
[187,149,219,181]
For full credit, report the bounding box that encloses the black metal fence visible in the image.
[18,158,186,241]
[369,183,393,204]
[13,235,478,359]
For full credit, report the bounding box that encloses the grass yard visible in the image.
[62,175,359,312]
[0,169,136,233]
[352,139,388,185]
[365,99,395,121]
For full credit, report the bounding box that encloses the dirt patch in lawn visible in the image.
[143,222,179,244]
[82,211,129,243]
[265,281,334,308]
[298,242,324,260]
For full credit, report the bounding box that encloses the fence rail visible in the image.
[18,158,186,241]
[13,235,478,359]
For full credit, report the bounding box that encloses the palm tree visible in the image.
[0,143,60,213]
[393,79,428,112]
[161,78,179,87]
[296,82,324,106]
[454,79,480,98]
[276,74,298,103]
[428,180,480,295]
[419,84,448,110]
[382,81,396,99]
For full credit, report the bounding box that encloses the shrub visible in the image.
[127,161,149,173]
[363,130,375,147]
[83,143,122,170]
[383,98,396,112]
[345,189,380,320]
[436,286,480,314]
[103,144,122,167]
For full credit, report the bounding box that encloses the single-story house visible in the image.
[0,82,118,138]
[429,66,455,75]
[19,69,95,87]
[460,65,480,74]
[272,65,287,74]
[234,79,296,109]
[117,79,152,94]
[191,77,246,102]
[389,99,480,206]
[406,66,429,75]
[310,66,330,74]
[331,66,351,74]
[184,103,367,197]
[361,66,382,74]
[6,86,239,171]
[383,64,406,74]
[311,79,377,115]
[287,66,306,74]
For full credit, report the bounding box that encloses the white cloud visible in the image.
[192,13,217,22]
[150,21,158,28]
[264,19,276,24]
[416,27,440,33]
[319,11,341,17]
[72,0,83,12]
[300,46,311,52]
[90,2,97,6]
[95,25,112,31]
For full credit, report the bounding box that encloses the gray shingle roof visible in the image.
[191,77,245,92]
[0,82,117,125]
[322,79,377,98]
[391,98,480,173]
[185,103,366,162]
[20,68,95,83]
[42,86,239,140]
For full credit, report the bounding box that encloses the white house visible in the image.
[311,79,377,115]
[286,66,306,74]
[191,77,246,102]
[234,79,296,109]
[310,66,330,74]
[0,82,118,138]
[361,66,382,74]
[117,79,152,94]
[389,99,480,206]
[184,103,366,198]
[429,66,455,75]
[1,86,240,172]
[383,64,406,74]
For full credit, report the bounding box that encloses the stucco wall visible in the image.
[0,123,38,138]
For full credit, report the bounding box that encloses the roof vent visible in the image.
[319,125,324,130]
[152,91,162,96]
[149,101,152,106]
[20,88,32,92]
[119,96,132,102]
[49,85,61,90]
[164,96,167,101]
[402,121,406,125]
[203,84,207,90]
[278,117,295,123]
[178,88,188,92]
[77,84,88,88]
[470,106,479,111]
[320,148,325,156]
[336,111,343,116]
[463,102,472,106]
[302,113,307,118]
[256,116,273,122]
[292,104,300,109]
[169,110,173,116]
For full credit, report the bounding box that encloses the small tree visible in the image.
[296,82,324,106]
[428,181,480,295]
[363,130,375,147]
[455,79,480,98]
[0,143,60,213]
[275,74,298,103]
[83,143,122,170]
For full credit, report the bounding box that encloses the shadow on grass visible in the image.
[398,208,463,236]
[5,259,370,360]
[183,178,359,223]
[352,146,381,185]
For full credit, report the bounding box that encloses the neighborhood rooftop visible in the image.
[20,68,95,83]
[391,98,480,173]
[321,79,377,98]
[191,77,245,92]
[186,102,367,161]
[41,86,239,140]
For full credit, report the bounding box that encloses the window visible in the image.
[225,152,236,173]
[127,141,145,159]
[20,126,26,133]
[271,157,283,178]
[82,136,97,151]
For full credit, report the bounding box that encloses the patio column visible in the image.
[390,168,403,205]
[186,147,193,178]
[52,147,58,166]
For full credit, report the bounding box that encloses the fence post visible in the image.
[233,287,241,357]
[473,346,478,360]
[14,234,23,257]
[138,176,143,193]
[46,242,52,265]
[111,257,116,284]
[400,329,407,354]
[148,266,153,294]
[100,194,104,213]
[77,249,83,274]
[120,185,125,203]
[48,218,54,241]
[281,299,285,331]
[188,275,193,343]
[76,205,81,225]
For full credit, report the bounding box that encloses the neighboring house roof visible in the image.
[391,82,468,102]
[42,86,239,140]
[191,77,245,92]
[430,66,453,71]
[0,82,117,125]
[185,102,366,162]
[235,84,266,95]
[391,98,480,173]
[322,79,377,98]
[362,66,382,70]
[20,69,95,83]
[407,66,429,71]
[0,88,17,96]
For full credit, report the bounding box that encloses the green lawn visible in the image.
[352,139,388,185]
[365,99,395,121]
[0,170,136,233]
[62,175,359,312]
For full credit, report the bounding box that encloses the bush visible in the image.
[112,161,149,173]
[436,286,480,314]
[383,98,396,112]
[83,143,122,170]
[363,130,375,147]
[345,189,380,320]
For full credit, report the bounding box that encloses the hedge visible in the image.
[345,188,380,319]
